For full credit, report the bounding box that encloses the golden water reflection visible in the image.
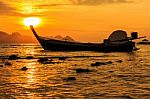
[26,48,35,55]
[25,62,36,87]
[20,62,40,98]
[0,44,150,98]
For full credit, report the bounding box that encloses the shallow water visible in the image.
[0,44,149,98]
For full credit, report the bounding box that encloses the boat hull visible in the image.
[138,42,150,45]
[39,38,135,52]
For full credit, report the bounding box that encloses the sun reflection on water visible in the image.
[23,62,37,88]
[26,48,35,56]
[27,63,36,83]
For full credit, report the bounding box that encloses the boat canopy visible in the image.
[108,30,128,44]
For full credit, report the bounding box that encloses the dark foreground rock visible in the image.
[91,62,107,66]
[58,57,68,60]
[75,68,92,73]
[37,58,60,64]
[116,60,123,63]
[0,65,3,67]
[5,62,12,66]
[26,56,34,59]
[9,55,19,60]
[37,57,49,62]
[64,77,76,81]
[21,67,28,71]
[91,61,113,67]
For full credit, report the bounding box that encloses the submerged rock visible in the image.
[91,62,107,66]
[106,61,113,64]
[8,55,19,60]
[37,58,59,64]
[75,68,92,73]
[116,60,123,63]
[0,65,3,67]
[74,64,77,66]
[127,59,132,61]
[26,56,34,59]
[120,95,133,99]
[64,77,76,81]
[108,70,114,73]
[5,62,12,66]
[2,59,5,62]
[42,61,59,64]
[21,67,28,71]
[58,57,68,60]
[91,61,113,67]
[37,57,49,62]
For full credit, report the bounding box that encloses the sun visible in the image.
[23,17,41,27]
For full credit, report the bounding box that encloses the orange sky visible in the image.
[0,0,150,42]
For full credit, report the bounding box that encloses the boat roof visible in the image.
[108,30,127,41]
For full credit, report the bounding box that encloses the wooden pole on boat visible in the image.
[30,25,42,44]
[30,25,38,38]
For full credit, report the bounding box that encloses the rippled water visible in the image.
[0,43,149,98]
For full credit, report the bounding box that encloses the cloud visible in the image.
[34,0,133,9]
[70,0,132,5]
[0,1,15,14]
[0,0,133,16]
[0,1,24,17]
[0,1,42,17]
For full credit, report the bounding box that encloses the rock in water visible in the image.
[58,57,68,60]
[9,55,19,60]
[64,77,76,81]
[91,62,107,66]
[0,65,3,67]
[116,60,123,63]
[26,56,34,59]
[21,67,28,71]
[5,62,12,66]
[106,61,113,64]
[75,68,92,73]
[37,57,49,63]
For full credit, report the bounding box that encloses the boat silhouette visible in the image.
[30,25,143,52]
[138,39,150,44]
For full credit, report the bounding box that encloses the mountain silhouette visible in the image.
[47,35,76,42]
[0,31,76,43]
[0,31,36,43]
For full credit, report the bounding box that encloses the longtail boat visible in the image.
[30,25,144,52]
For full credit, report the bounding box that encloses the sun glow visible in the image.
[23,17,41,27]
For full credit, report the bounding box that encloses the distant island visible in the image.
[47,35,76,42]
[137,39,150,44]
[0,31,37,43]
[0,31,75,43]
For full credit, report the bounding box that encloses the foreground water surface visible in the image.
[0,44,149,98]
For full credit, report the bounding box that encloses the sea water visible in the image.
[0,43,149,98]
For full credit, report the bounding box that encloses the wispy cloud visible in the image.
[0,1,15,14]
[0,1,44,17]
[70,0,132,5]
[0,1,26,17]
[33,0,133,8]
[34,0,133,13]
[0,0,133,16]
